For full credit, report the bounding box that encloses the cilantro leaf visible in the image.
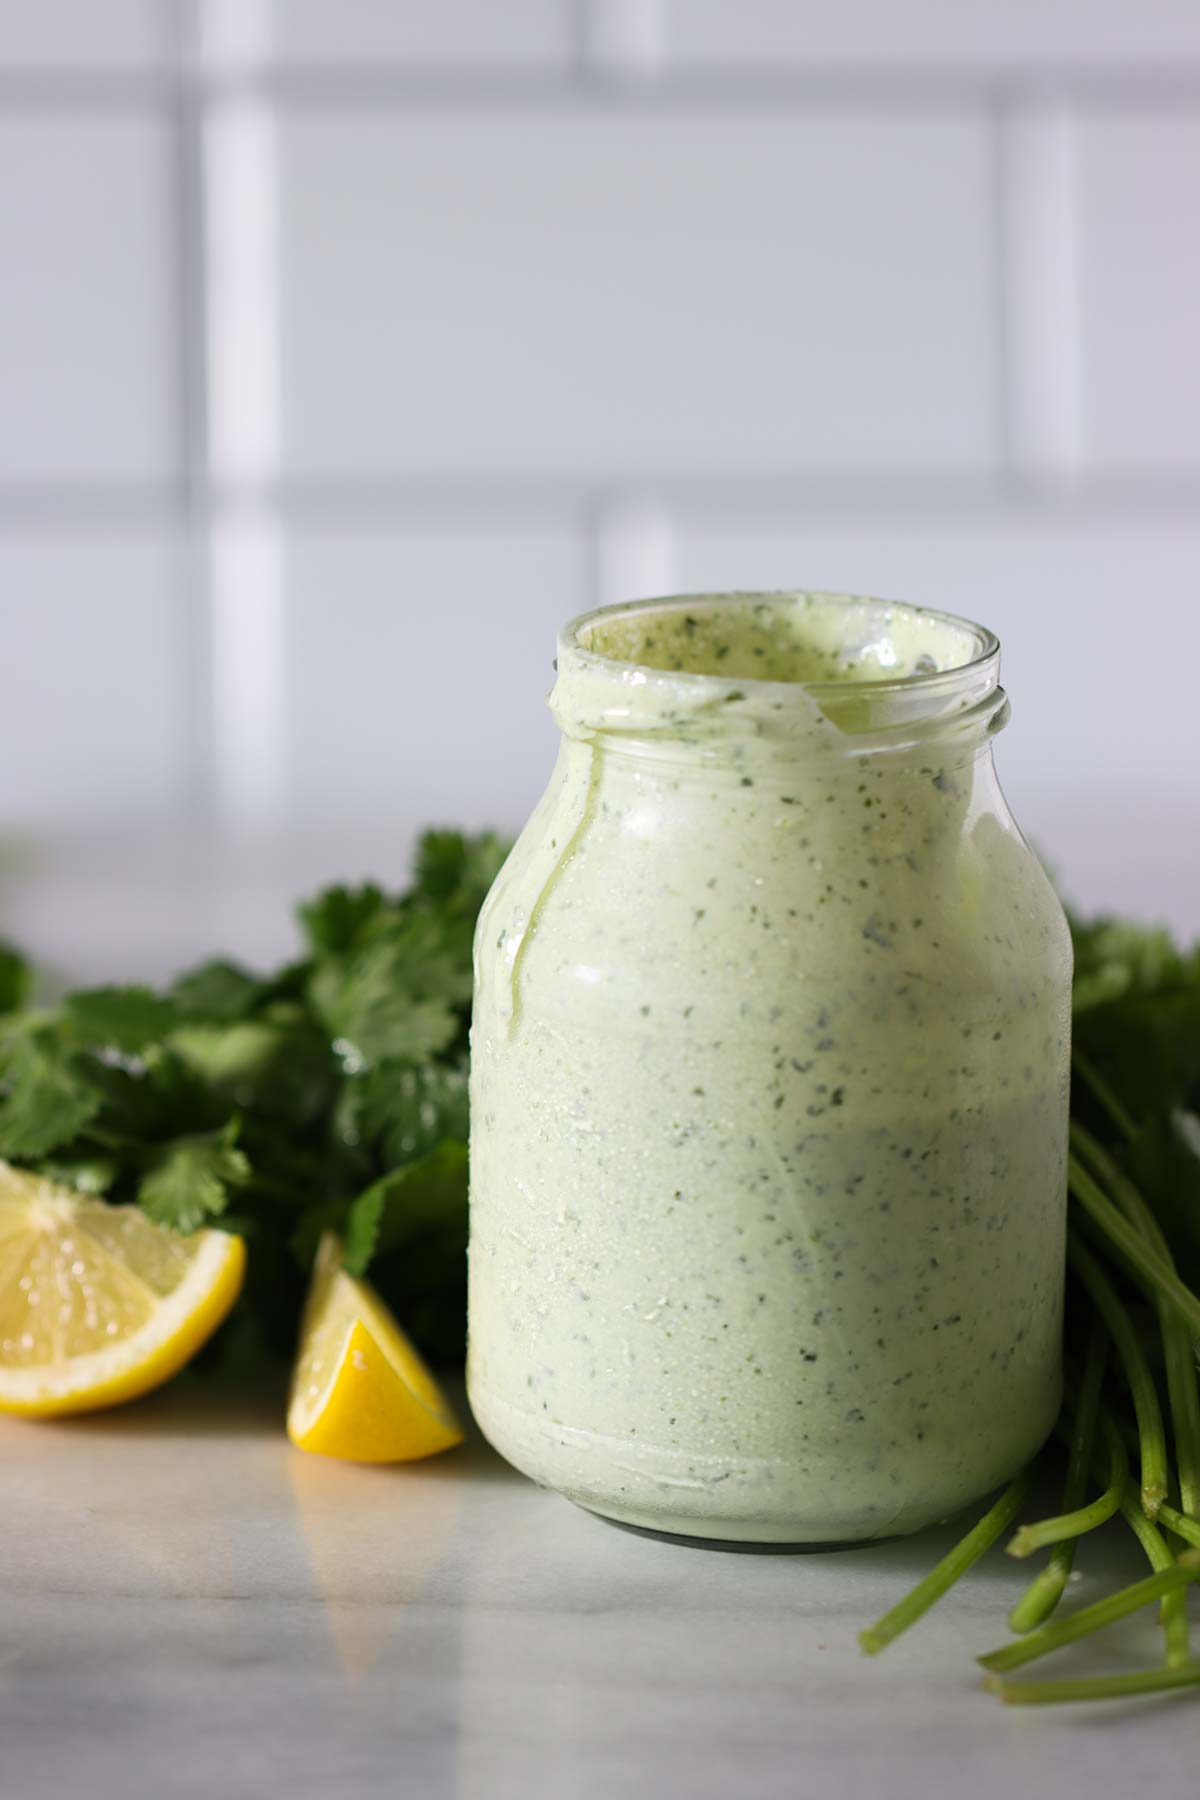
[0,1035,102,1158]
[171,960,265,1023]
[1075,990,1200,1122]
[308,914,467,1064]
[0,941,31,1015]
[413,829,508,912]
[296,883,386,956]
[323,986,460,1065]
[82,1045,224,1145]
[137,1120,250,1234]
[342,1140,468,1277]
[170,1020,284,1090]
[1070,914,1200,1014]
[334,1058,469,1163]
[65,985,179,1053]
[170,1015,337,1127]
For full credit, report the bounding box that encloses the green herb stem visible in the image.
[1070,1048,1139,1143]
[1008,1336,1111,1634]
[859,1468,1036,1656]
[1071,1120,1200,1521]
[1067,1233,1169,1519]
[1162,1542,1195,1669]
[1068,1158,1200,1341]
[1008,1341,1119,1561]
[1110,1478,1190,1660]
[986,1662,1200,1706]
[1158,1503,1200,1550]
[1115,1480,1192,1664]
[1118,1483,1175,1574]
[1072,1166,1194,1670]
[977,1551,1200,1674]
[1006,1444,1124,1559]
[1006,1557,1073,1637]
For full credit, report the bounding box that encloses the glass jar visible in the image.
[468,591,1071,1543]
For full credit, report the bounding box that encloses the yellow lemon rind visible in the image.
[0,1230,246,1419]
[286,1252,464,1461]
[288,1316,464,1463]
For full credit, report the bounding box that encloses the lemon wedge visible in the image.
[288,1232,463,1463]
[0,1161,245,1418]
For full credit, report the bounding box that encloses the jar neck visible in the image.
[550,591,1008,774]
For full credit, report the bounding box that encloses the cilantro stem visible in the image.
[1067,1233,1169,1518]
[986,1662,1200,1705]
[1162,1541,1195,1668]
[1008,1424,1123,1558]
[859,1467,1035,1656]
[1006,1551,1072,1637]
[1116,1479,1173,1572]
[1009,1333,1114,1564]
[1071,1140,1200,1663]
[1071,1120,1200,1521]
[977,1551,1200,1674]
[1068,1156,1200,1340]
[1158,1503,1200,1550]
[1071,1048,1138,1143]
[1008,1338,1109,1632]
[1112,1479,1193,1666]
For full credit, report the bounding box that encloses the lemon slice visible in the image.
[0,1161,245,1418]
[288,1232,463,1463]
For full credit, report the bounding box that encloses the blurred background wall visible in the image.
[0,0,1197,979]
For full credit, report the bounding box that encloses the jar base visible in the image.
[572,1502,881,1554]
[468,1372,1056,1546]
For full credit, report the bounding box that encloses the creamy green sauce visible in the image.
[581,590,980,684]
[468,593,1070,1542]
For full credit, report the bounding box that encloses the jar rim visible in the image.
[559,590,999,700]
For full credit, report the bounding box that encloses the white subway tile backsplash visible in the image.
[0,0,172,68]
[0,116,179,485]
[276,111,998,481]
[998,105,1083,478]
[657,1,1200,68]
[0,533,190,826]
[279,523,586,830]
[264,0,572,67]
[1075,112,1200,472]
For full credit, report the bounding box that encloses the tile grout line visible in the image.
[0,68,1199,110]
[198,0,289,833]
[996,97,1084,486]
[2,470,1200,524]
[989,96,1015,485]
[172,0,217,822]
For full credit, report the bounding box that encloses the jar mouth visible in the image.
[561,590,998,699]
[553,591,1005,758]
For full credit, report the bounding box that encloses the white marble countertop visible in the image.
[0,1381,1193,1800]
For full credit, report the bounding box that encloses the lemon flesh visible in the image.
[0,1161,245,1417]
[288,1232,463,1463]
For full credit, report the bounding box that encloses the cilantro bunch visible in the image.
[862,910,1200,1704]
[0,830,508,1367]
